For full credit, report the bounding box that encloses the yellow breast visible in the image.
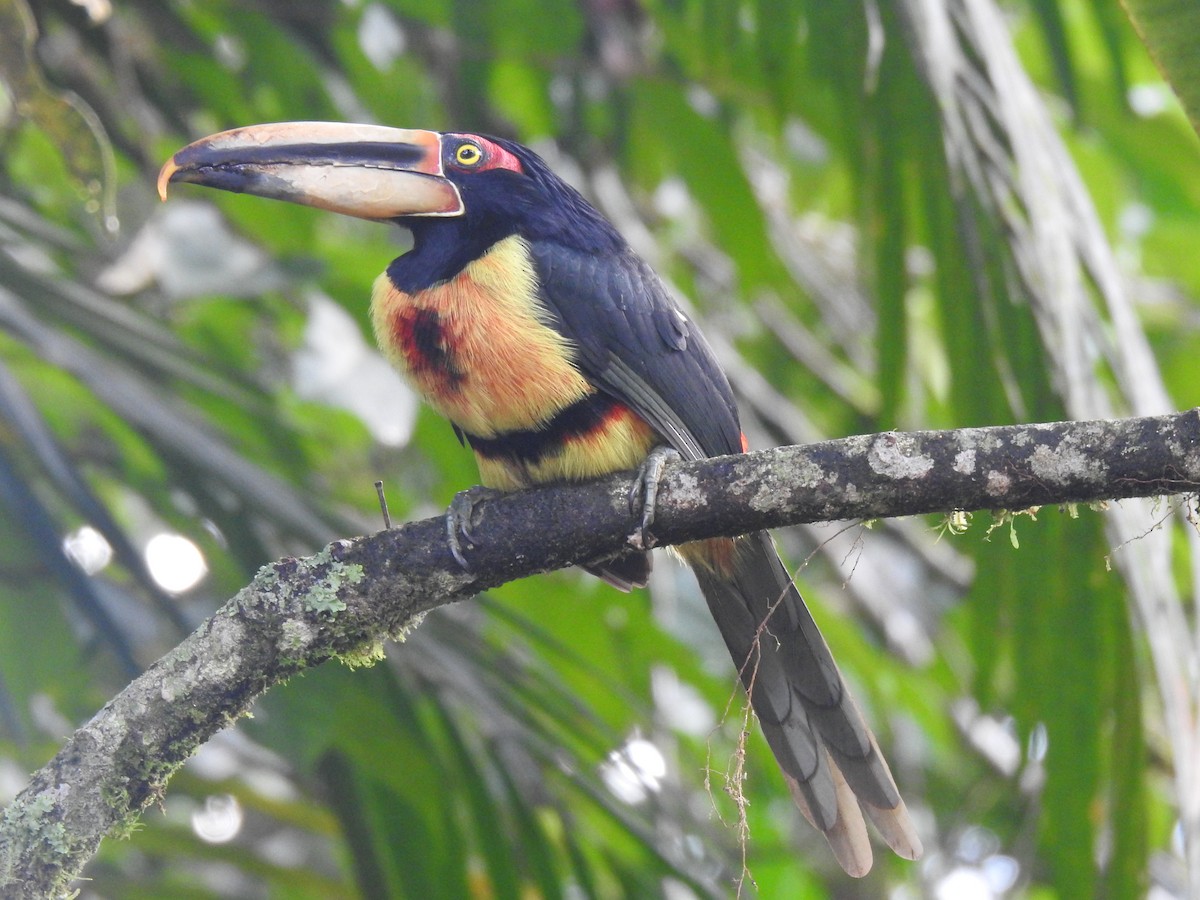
[370,235,593,437]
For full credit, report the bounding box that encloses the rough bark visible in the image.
[2,410,1199,898]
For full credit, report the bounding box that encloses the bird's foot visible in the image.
[627,446,681,551]
[446,485,502,569]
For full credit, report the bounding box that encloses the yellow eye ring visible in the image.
[455,143,483,166]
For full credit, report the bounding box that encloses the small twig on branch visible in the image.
[2,410,1199,898]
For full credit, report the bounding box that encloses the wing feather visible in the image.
[529,242,740,460]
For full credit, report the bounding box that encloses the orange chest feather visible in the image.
[370,236,593,438]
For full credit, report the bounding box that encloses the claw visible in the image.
[446,485,501,569]
[628,446,681,551]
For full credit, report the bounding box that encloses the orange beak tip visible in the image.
[156,160,177,202]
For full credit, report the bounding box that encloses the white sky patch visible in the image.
[981,855,1020,894]
[192,794,243,844]
[1128,83,1172,117]
[953,698,1021,777]
[359,3,406,70]
[653,178,693,220]
[1119,201,1154,240]
[0,757,29,806]
[1027,721,1049,763]
[686,84,718,118]
[934,850,1019,898]
[600,736,667,805]
[293,292,418,447]
[651,666,715,736]
[63,525,113,575]
[29,693,73,738]
[97,201,278,299]
[145,532,208,594]
[69,0,111,23]
[935,866,994,900]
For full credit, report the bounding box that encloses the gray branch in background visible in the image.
[3,410,1199,899]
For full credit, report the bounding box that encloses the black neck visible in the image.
[387,216,517,292]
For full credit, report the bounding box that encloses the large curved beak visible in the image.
[157,122,463,220]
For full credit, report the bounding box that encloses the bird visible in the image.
[159,122,922,876]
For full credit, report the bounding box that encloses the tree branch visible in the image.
[3,410,1200,897]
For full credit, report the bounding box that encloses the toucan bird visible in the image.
[159,122,922,876]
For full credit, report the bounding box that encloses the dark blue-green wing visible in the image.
[528,242,742,461]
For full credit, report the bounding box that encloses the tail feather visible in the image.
[583,549,651,591]
[793,755,873,877]
[692,531,921,875]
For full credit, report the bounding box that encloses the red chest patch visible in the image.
[391,307,464,389]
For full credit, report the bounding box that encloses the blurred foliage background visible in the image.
[2,0,1199,896]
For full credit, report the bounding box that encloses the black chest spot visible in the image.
[393,307,465,386]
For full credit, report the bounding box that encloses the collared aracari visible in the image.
[159,122,921,876]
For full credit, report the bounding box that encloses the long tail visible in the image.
[690,531,922,877]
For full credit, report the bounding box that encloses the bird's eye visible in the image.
[455,143,483,167]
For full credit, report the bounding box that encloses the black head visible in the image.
[390,133,626,292]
